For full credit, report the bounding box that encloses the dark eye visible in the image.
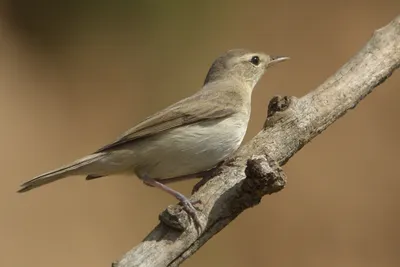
[250,56,260,66]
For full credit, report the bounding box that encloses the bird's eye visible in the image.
[250,56,260,66]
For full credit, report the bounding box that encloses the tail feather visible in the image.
[18,153,106,193]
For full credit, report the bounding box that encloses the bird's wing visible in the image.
[96,82,244,152]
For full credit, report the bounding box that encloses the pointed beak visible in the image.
[268,55,290,67]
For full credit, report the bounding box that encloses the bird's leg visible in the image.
[153,172,205,185]
[144,168,219,186]
[141,174,201,227]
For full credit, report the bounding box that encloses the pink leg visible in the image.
[149,168,218,185]
[154,173,203,184]
[141,174,201,227]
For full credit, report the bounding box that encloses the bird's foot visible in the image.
[174,192,203,230]
[141,174,203,231]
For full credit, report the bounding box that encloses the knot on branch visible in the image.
[158,201,205,232]
[159,205,191,231]
[267,95,291,117]
[264,95,297,128]
[231,155,286,214]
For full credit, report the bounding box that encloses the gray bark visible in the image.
[113,15,400,267]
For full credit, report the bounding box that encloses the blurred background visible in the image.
[0,1,399,266]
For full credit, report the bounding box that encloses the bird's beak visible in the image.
[268,56,290,67]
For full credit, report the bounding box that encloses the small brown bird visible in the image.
[18,49,289,222]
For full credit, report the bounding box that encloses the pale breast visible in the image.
[131,113,249,179]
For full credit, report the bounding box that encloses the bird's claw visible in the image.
[179,198,202,230]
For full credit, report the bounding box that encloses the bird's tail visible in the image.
[18,153,107,193]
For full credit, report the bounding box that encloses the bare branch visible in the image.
[113,15,400,267]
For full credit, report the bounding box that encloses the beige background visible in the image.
[0,1,399,266]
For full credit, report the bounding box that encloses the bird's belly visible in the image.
[131,115,248,179]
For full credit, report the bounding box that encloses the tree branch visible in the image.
[113,15,400,267]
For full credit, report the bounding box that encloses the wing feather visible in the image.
[96,81,245,152]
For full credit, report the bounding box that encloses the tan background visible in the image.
[0,1,399,266]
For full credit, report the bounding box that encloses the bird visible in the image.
[18,49,289,223]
